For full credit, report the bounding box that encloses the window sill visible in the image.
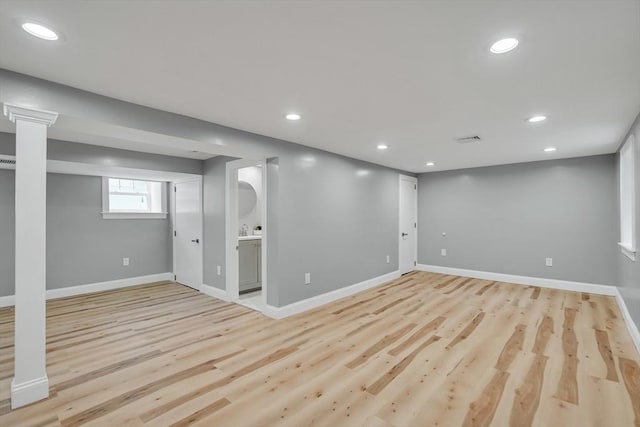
[101,212,168,220]
[619,242,637,262]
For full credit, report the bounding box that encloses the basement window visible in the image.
[102,177,167,219]
[619,134,636,261]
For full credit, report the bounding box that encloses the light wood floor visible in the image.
[0,272,639,426]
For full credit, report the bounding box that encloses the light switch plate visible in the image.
[441,249,447,257]
[123,257,130,266]
[305,273,311,285]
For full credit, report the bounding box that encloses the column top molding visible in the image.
[3,103,58,126]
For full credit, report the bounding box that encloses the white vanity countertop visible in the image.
[238,235,262,241]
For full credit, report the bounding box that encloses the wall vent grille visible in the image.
[0,155,16,170]
[455,135,481,143]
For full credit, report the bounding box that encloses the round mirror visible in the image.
[238,180,257,217]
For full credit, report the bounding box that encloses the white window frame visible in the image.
[619,134,636,261]
[101,177,168,219]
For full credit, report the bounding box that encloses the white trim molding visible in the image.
[225,158,269,308]
[417,264,617,296]
[3,103,58,126]
[102,177,168,220]
[46,273,174,300]
[262,270,401,320]
[0,295,15,308]
[619,243,637,262]
[614,288,640,356]
[0,273,173,308]
[11,375,49,409]
[620,134,636,261]
[201,284,231,302]
[101,212,168,220]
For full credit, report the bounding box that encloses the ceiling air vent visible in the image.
[455,135,481,143]
[0,155,16,170]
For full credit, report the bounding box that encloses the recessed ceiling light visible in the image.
[285,113,301,121]
[22,22,59,41]
[544,147,557,152]
[490,37,519,54]
[377,144,389,150]
[426,162,436,166]
[528,115,547,123]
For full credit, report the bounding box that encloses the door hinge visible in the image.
[174,186,177,192]
[414,222,417,228]
[414,261,417,266]
[174,230,177,237]
[174,274,177,281]
[414,184,417,190]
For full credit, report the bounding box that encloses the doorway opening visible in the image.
[225,159,267,312]
[399,174,417,274]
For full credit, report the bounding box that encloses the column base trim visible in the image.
[11,376,49,409]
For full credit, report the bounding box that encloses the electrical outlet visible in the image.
[123,257,130,266]
[216,265,221,276]
[305,273,311,285]
[441,249,447,257]
[386,255,390,263]
[545,257,553,267]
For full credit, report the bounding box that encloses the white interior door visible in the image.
[174,179,202,290]
[399,175,417,274]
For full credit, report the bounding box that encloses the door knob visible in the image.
[401,232,408,237]
[191,239,200,243]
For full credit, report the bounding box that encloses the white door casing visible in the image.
[399,174,418,274]
[225,158,268,307]
[173,178,203,290]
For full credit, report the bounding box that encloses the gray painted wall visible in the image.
[202,148,405,307]
[0,70,630,312]
[0,170,15,297]
[0,172,172,296]
[203,156,235,290]
[618,112,640,328]
[0,69,412,307]
[0,131,202,296]
[270,147,401,306]
[47,174,172,290]
[418,155,618,286]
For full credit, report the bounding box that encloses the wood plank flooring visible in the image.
[0,271,639,426]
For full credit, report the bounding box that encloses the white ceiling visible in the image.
[0,0,638,172]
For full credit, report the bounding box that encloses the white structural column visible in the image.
[3,104,58,409]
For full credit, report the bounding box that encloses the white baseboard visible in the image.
[0,273,173,308]
[416,264,617,296]
[614,289,640,356]
[0,294,15,308]
[418,263,640,356]
[11,375,49,409]
[201,284,231,302]
[262,270,401,320]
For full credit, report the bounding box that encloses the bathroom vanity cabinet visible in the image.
[239,237,262,293]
